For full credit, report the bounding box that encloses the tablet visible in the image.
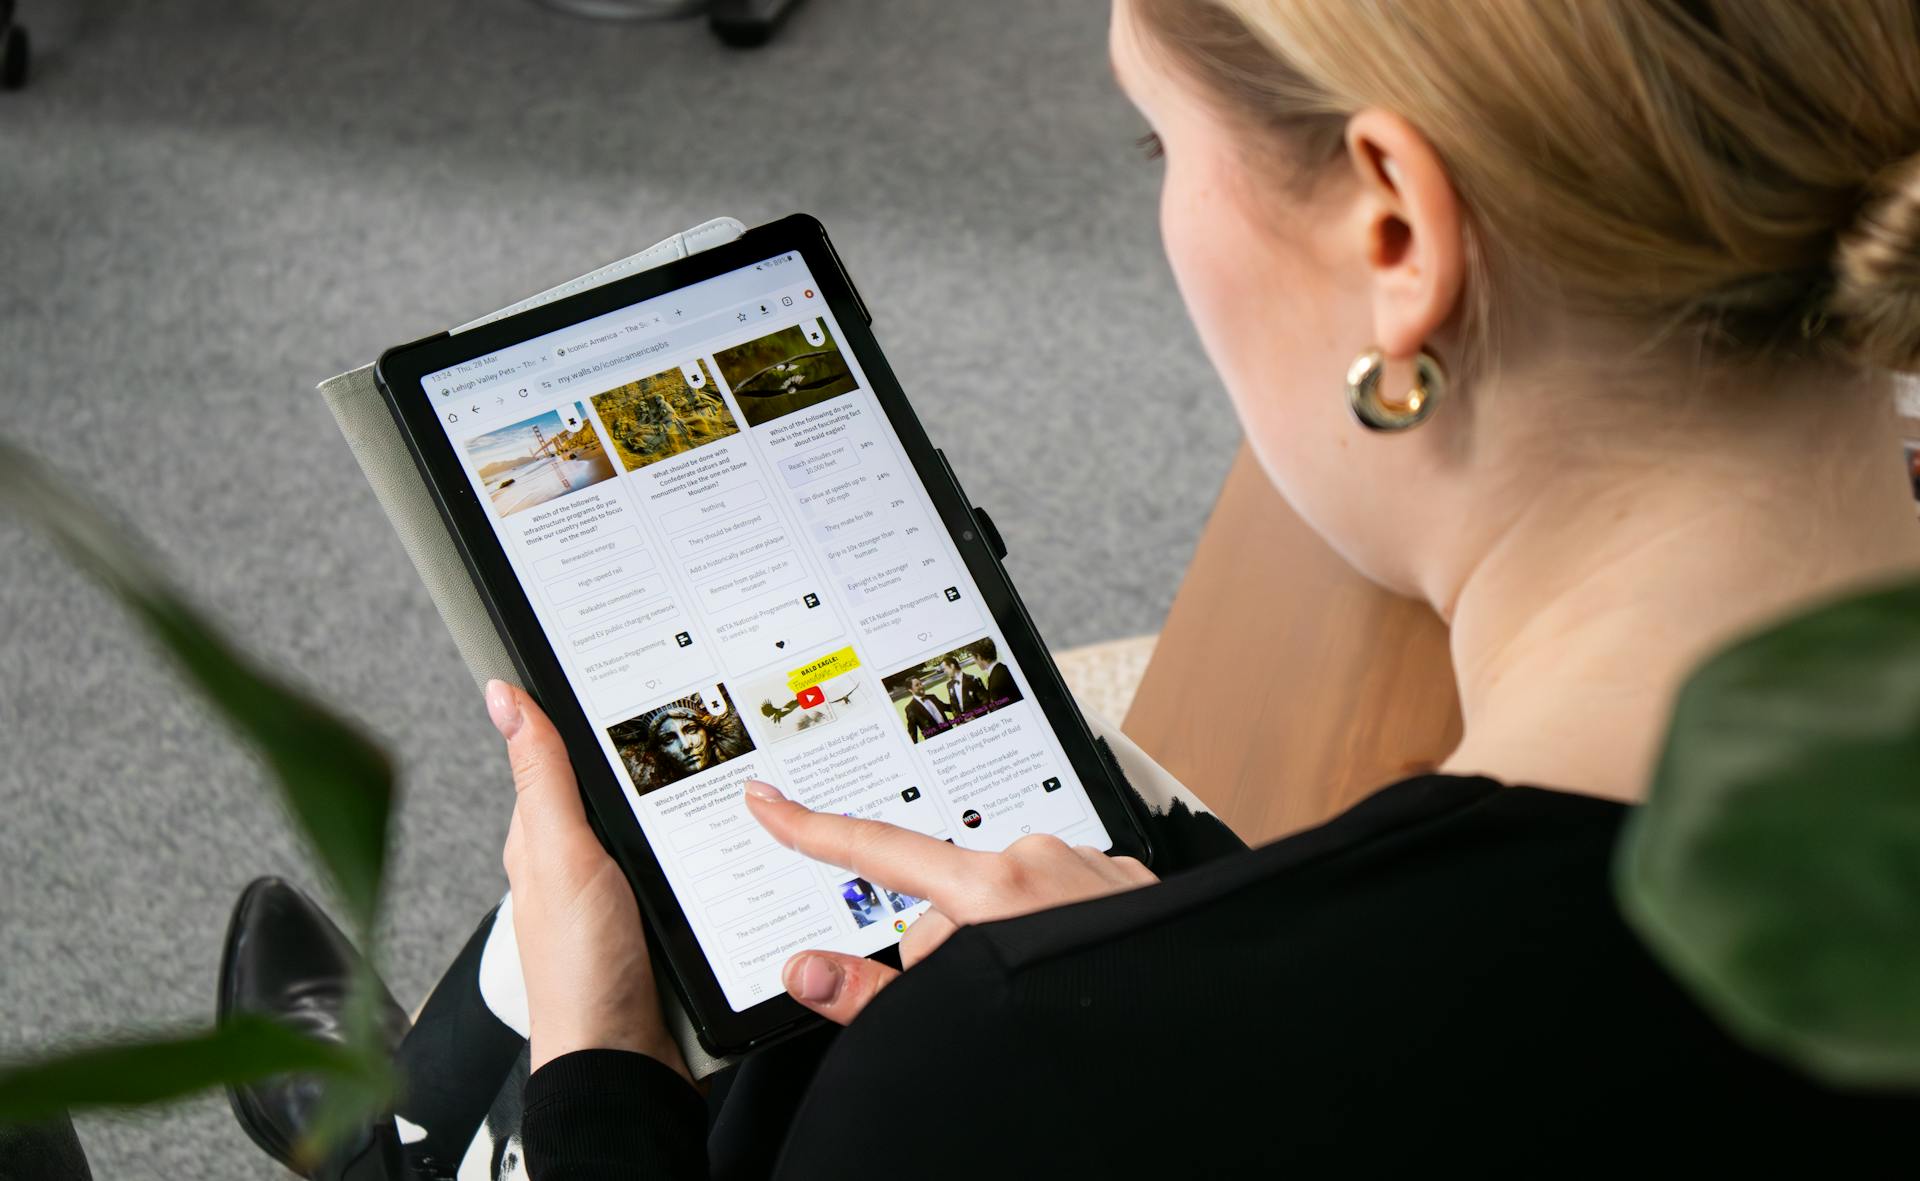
[377,214,1152,1054]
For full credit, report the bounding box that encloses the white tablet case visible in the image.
[319,217,1212,1078]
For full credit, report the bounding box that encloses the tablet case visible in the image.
[320,217,1214,1078]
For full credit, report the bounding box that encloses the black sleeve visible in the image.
[521,1049,709,1180]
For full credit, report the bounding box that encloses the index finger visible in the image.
[744,780,985,902]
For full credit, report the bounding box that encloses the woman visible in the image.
[237,0,1920,1174]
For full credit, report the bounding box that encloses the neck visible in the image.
[1437,366,1920,802]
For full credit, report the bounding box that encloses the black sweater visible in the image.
[523,775,1914,1177]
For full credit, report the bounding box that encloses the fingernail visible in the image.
[485,680,523,740]
[744,779,785,802]
[786,954,842,1004]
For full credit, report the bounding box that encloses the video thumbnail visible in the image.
[589,359,739,472]
[881,637,1023,744]
[712,319,857,428]
[463,402,617,518]
[734,658,864,747]
[840,876,885,929]
[606,683,755,797]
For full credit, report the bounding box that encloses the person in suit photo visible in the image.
[939,654,987,720]
[972,638,1021,709]
[901,677,952,743]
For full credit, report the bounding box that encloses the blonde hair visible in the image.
[1134,0,1920,375]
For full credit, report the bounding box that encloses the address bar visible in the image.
[472,317,721,406]
[551,335,677,388]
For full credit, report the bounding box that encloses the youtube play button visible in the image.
[796,685,825,709]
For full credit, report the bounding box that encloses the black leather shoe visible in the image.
[218,877,410,1179]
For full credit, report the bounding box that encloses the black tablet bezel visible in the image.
[375,213,1153,1056]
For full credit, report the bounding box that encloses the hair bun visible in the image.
[1831,152,1920,374]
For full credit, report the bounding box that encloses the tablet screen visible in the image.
[421,251,1112,1010]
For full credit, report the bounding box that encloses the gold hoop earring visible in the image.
[1345,348,1445,432]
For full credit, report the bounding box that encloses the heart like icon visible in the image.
[775,640,786,649]
[1020,825,1032,833]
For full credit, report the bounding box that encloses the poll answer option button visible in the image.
[532,526,645,583]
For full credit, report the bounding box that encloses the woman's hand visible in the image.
[488,680,689,1081]
[743,779,1156,1025]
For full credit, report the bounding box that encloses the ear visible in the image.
[1342,109,1467,362]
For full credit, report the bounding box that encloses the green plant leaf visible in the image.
[0,1017,368,1124]
[1616,579,1920,1088]
[0,439,393,934]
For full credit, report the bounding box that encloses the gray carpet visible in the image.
[0,0,1236,1173]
